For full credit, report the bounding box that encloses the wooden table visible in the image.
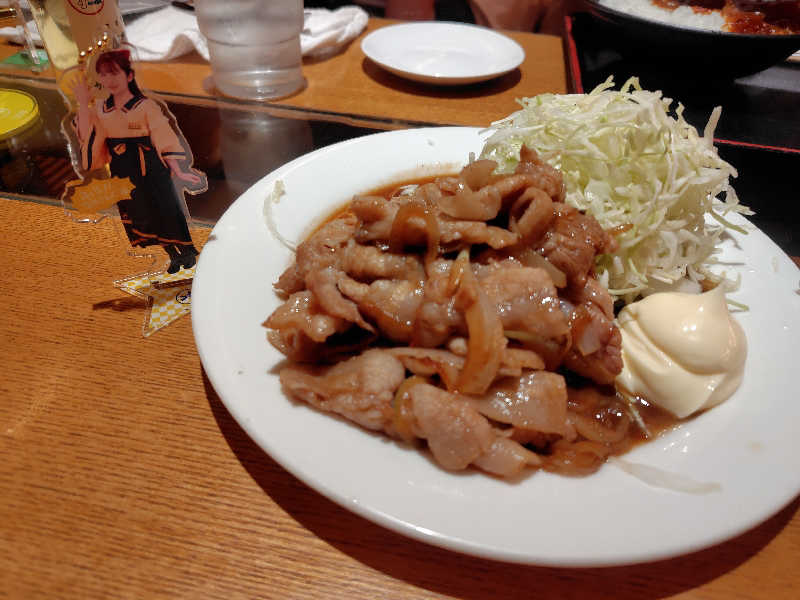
[0,18,568,127]
[1,17,799,600]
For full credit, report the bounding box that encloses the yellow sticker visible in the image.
[65,175,135,214]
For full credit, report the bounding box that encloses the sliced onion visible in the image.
[446,248,470,296]
[509,187,554,245]
[517,248,567,288]
[461,158,497,190]
[389,200,440,268]
[570,411,630,444]
[473,437,542,477]
[263,180,297,252]
[543,439,610,476]
[437,188,501,221]
[610,457,722,494]
[455,264,506,395]
[569,305,602,356]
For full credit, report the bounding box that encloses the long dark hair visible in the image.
[95,49,144,98]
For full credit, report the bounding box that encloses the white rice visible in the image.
[598,0,726,31]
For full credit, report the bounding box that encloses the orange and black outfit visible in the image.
[80,91,196,271]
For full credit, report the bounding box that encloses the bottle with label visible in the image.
[24,1,129,217]
[28,0,126,89]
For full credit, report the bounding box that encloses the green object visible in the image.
[1,49,49,67]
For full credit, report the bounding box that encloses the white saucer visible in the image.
[361,22,525,85]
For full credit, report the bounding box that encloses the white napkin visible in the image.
[0,5,369,62]
[302,6,369,58]
[126,5,208,61]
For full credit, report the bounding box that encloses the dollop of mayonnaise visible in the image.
[615,285,747,419]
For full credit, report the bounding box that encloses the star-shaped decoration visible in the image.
[115,266,194,337]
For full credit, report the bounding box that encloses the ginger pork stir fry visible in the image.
[266,147,644,478]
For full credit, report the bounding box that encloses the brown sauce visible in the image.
[653,0,724,13]
[725,1,800,34]
[651,0,800,34]
[369,174,448,199]
[308,174,453,237]
[537,383,684,476]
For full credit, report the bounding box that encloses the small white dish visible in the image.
[361,22,525,85]
[192,127,800,567]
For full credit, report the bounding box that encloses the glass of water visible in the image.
[194,0,306,100]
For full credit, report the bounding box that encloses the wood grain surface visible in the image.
[1,197,799,600]
[0,18,567,129]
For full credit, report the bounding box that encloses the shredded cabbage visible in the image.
[480,76,751,303]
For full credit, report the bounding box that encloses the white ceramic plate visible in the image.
[361,22,525,85]
[192,127,800,567]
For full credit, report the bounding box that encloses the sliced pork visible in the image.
[279,349,405,432]
[275,212,358,295]
[266,146,630,478]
